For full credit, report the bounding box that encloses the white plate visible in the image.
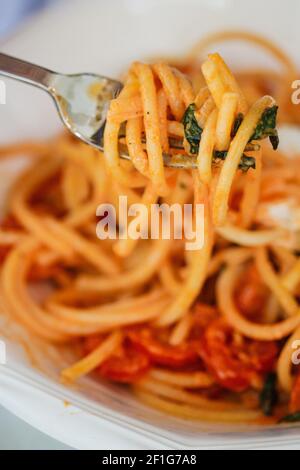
[1,0,300,450]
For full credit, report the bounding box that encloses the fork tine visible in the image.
[117,142,197,169]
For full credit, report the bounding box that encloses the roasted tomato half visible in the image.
[82,336,150,384]
[198,319,278,392]
[290,373,300,413]
[128,328,199,369]
[99,345,150,383]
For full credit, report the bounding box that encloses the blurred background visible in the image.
[0,0,54,36]
[0,0,69,450]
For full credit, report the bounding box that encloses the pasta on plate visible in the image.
[1,31,300,424]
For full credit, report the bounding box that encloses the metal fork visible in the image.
[0,53,196,169]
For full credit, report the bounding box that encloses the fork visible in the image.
[0,53,196,169]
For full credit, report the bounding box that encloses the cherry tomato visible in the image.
[290,373,300,413]
[242,340,278,373]
[128,329,199,369]
[82,336,150,383]
[235,265,268,319]
[99,345,150,383]
[198,319,278,392]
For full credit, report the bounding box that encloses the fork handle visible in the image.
[0,53,55,91]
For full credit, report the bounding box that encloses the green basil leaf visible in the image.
[231,113,244,138]
[279,412,300,424]
[260,373,278,416]
[251,105,279,150]
[214,150,256,172]
[182,103,203,155]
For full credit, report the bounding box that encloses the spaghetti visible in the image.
[1,31,300,424]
